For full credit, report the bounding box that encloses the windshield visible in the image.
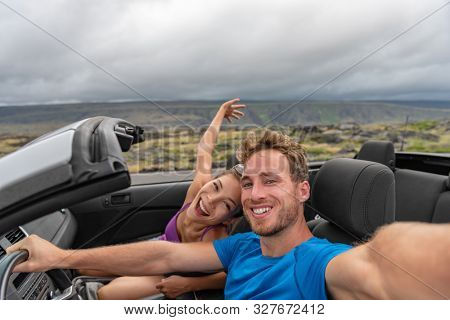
[1,1,449,173]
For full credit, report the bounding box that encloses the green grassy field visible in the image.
[4,119,445,173]
[1,101,450,173]
[113,118,450,173]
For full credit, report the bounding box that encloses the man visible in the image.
[7,131,450,299]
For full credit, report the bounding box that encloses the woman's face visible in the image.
[187,174,242,225]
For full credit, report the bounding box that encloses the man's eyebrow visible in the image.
[257,171,280,178]
[240,172,280,181]
[261,172,280,178]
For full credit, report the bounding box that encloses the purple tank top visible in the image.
[159,202,226,242]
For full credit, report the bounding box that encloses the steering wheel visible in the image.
[0,250,29,300]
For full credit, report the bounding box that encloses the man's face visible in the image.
[240,149,310,237]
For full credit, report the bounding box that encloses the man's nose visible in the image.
[250,181,267,201]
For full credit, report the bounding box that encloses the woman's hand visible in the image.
[220,98,246,123]
[155,275,192,299]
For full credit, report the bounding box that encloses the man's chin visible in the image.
[244,212,284,236]
[249,221,283,237]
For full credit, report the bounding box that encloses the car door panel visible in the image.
[69,180,191,248]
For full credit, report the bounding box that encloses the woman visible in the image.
[97,98,245,299]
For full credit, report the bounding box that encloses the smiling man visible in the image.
[212,132,352,299]
[7,130,450,299]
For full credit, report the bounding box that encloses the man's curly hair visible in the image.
[237,130,309,183]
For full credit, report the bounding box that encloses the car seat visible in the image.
[356,140,449,223]
[356,140,396,170]
[308,158,395,244]
[432,175,450,223]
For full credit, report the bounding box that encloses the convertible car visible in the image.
[0,116,449,300]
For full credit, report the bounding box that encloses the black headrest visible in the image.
[357,141,395,170]
[311,158,395,239]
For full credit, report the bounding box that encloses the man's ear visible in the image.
[296,180,310,203]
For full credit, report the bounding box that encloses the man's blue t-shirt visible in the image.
[213,232,352,300]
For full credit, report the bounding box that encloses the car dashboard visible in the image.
[0,117,145,300]
[0,209,77,300]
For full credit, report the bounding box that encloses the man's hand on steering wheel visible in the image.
[6,234,67,273]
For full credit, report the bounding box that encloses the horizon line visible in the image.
[1,98,450,108]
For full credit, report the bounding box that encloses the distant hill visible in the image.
[379,100,450,110]
[1,100,450,136]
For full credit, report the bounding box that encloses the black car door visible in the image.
[69,172,193,249]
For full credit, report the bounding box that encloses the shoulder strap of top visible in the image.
[163,202,192,242]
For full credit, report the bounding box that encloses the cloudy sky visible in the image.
[0,0,449,105]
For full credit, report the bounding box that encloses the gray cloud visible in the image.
[0,0,449,105]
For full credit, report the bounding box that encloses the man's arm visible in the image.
[6,235,224,276]
[326,222,450,299]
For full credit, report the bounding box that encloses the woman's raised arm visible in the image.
[184,99,245,203]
